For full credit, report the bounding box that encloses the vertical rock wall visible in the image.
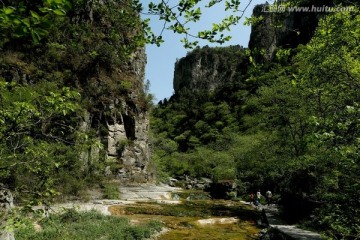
[80,47,152,183]
[104,104,151,183]
[248,3,319,62]
[105,47,152,183]
[173,45,247,94]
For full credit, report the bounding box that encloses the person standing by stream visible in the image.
[266,190,272,205]
[249,192,254,204]
[255,190,261,206]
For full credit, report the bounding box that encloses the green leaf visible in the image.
[39,7,51,13]
[53,9,66,16]
[30,10,40,20]
[31,30,41,43]
[3,7,15,15]
[21,18,31,27]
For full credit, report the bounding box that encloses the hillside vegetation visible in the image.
[0,0,149,207]
[151,8,360,239]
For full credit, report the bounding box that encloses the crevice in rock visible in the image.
[123,115,135,140]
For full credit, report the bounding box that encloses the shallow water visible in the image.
[109,196,260,240]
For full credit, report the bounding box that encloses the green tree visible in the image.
[0,0,72,45]
[293,9,360,238]
[139,0,254,48]
[241,8,360,237]
[0,80,80,205]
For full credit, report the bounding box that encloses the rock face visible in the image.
[0,184,14,212]
[0,231,15,240]
[173,45,248,94]
[248,3,319,61]
[173,4,321,93]
[106,112,151,183]
[79,47,152,183]
[0,185,15,240]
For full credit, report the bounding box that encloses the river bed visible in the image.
[109,191,261,240]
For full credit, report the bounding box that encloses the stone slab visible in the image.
[262,205,324,240]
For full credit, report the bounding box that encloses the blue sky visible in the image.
[140,0,268,102]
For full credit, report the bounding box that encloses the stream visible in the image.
[109,189,261,240]
[41,185,262,239]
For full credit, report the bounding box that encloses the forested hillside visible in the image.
[151,5,360,239]
[0,0,153,208]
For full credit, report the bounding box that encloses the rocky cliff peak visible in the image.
[173,45,248,94]
[248,3,320,61]
[172,3,322,93]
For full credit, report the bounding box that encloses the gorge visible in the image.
[0,0,359,240]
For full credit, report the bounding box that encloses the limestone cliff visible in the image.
[173,3,321,92]
[79,47,152,183]
[173,45,248,94]
[248,3,319,61]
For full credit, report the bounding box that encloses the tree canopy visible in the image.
[0,0,256,48]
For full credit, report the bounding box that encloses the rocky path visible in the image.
[259,204,324,240]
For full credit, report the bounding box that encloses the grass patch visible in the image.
[174,190,211,200]
[15,209,163,240]
[102,182,120,199]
